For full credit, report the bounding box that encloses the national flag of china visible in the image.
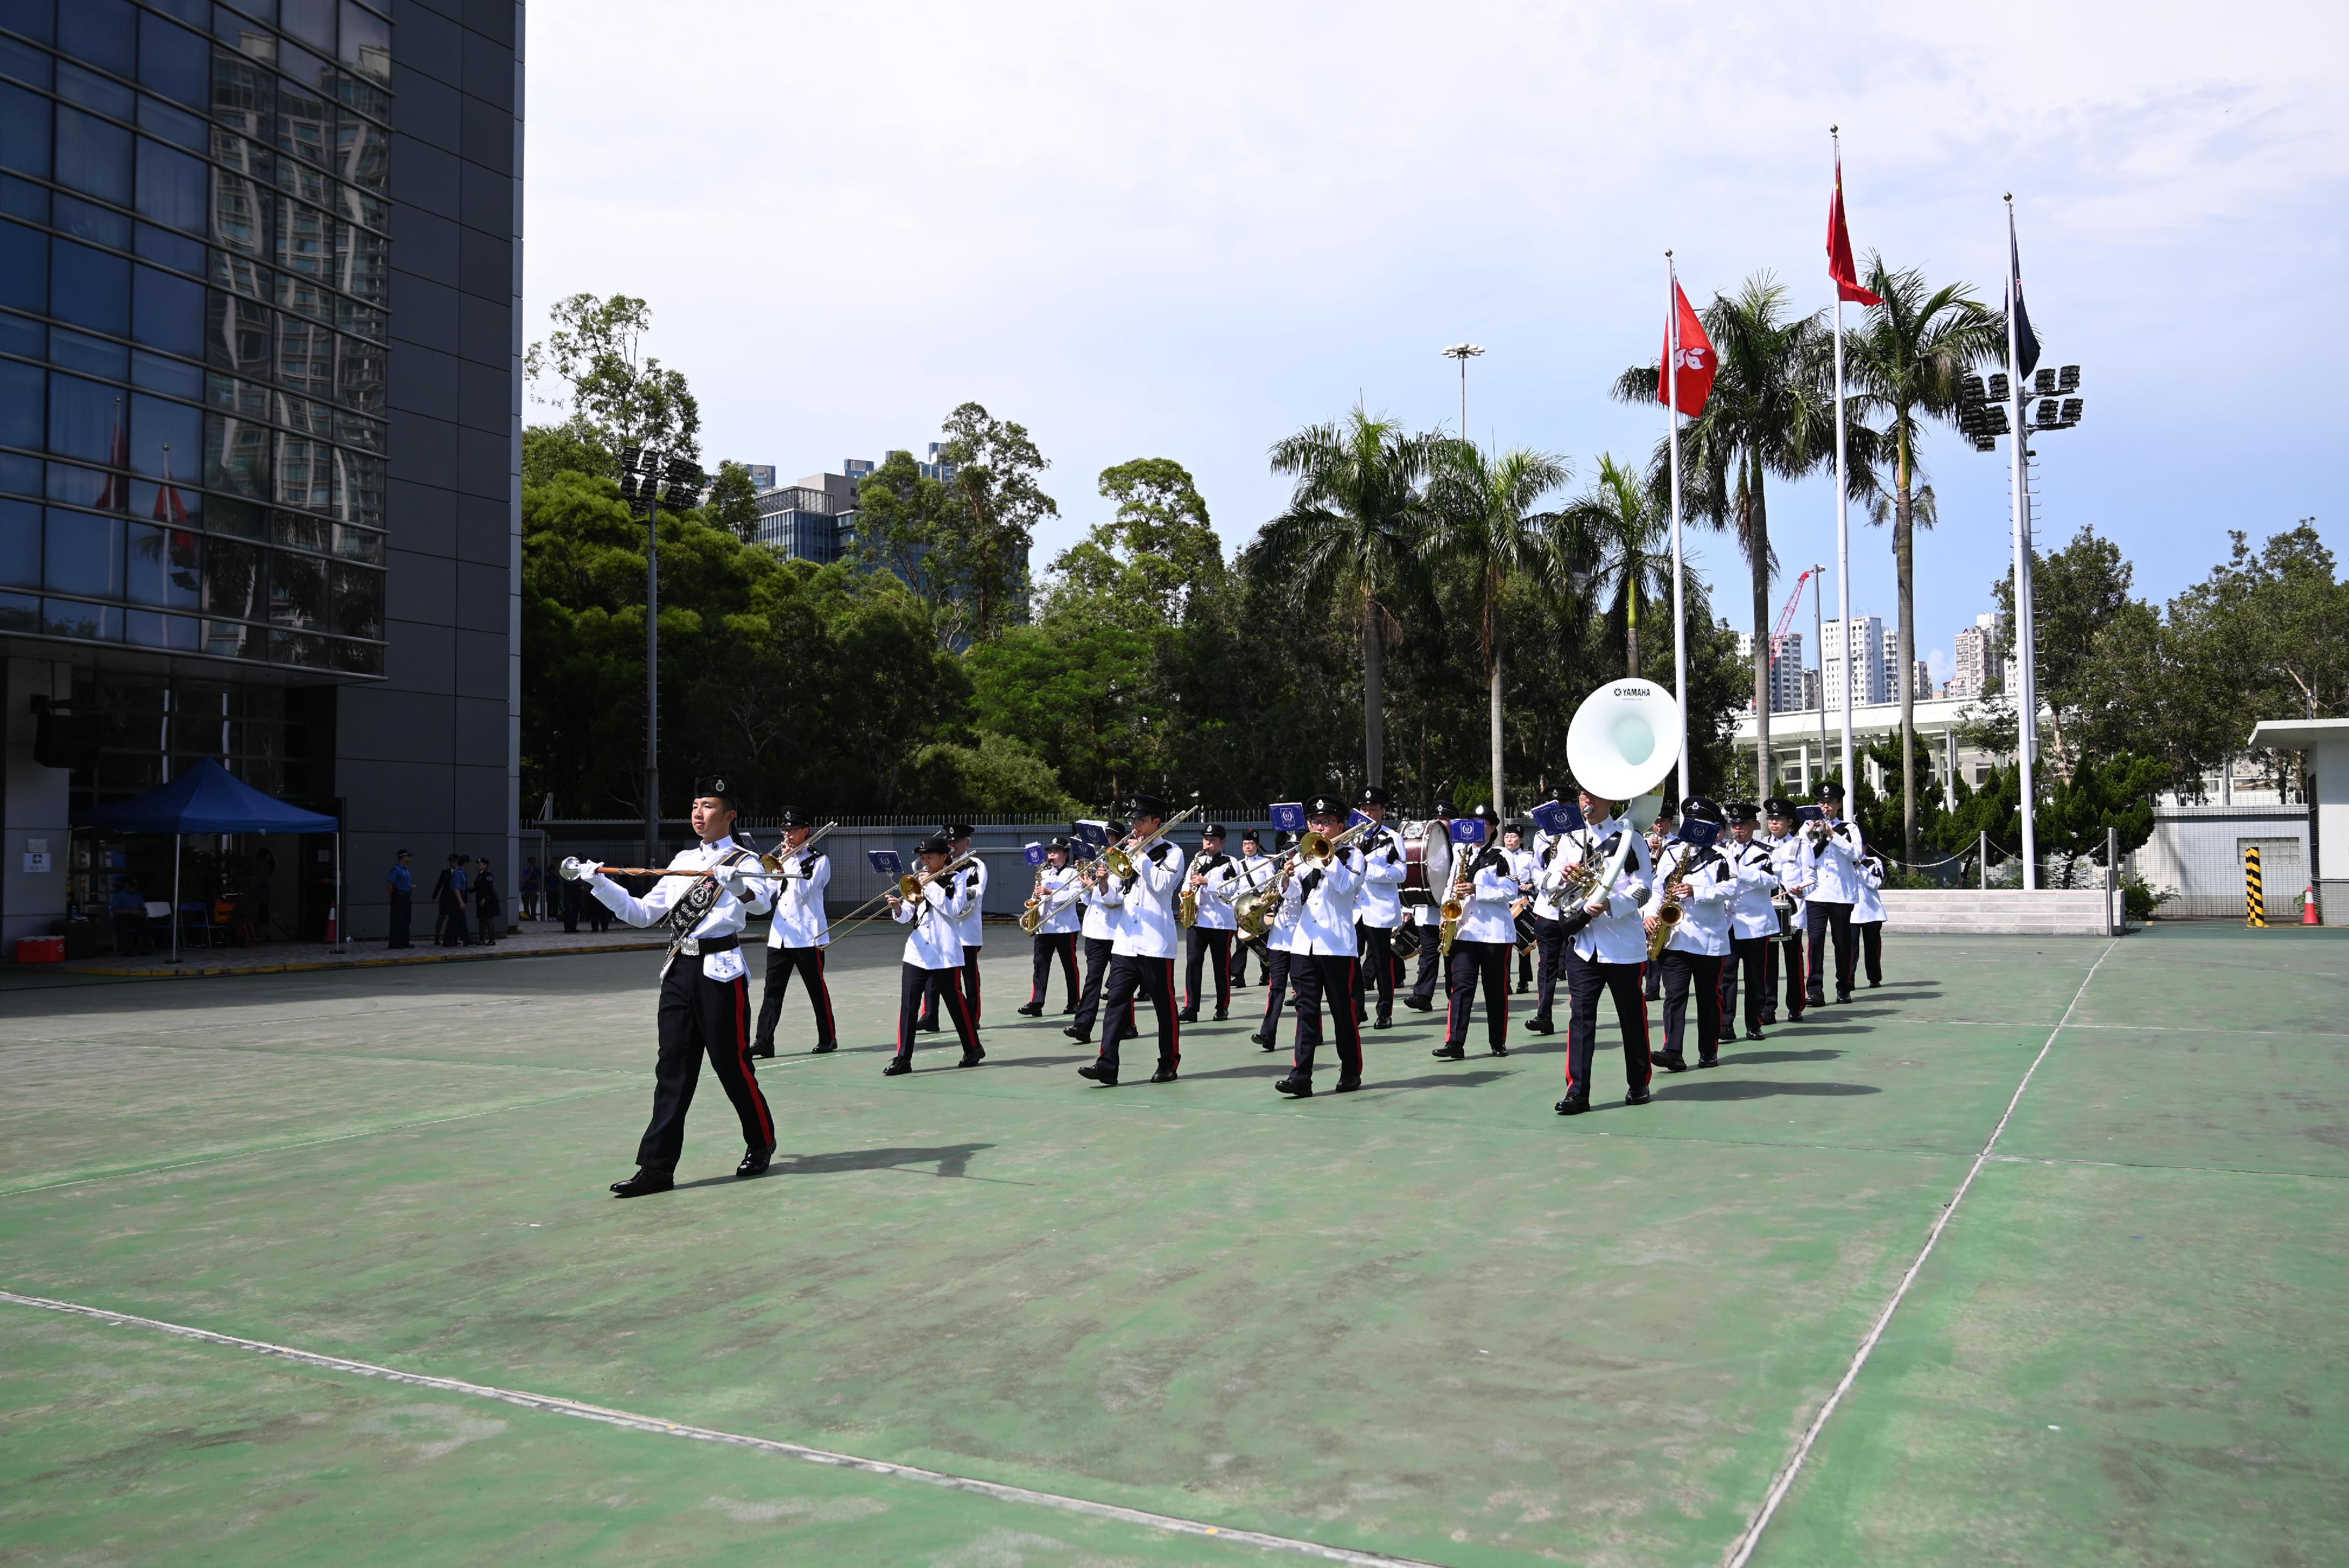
[1826,153,1882,307]
[1660,281,1715,416]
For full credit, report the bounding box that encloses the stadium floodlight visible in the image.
[2059,398,2083,425]
[2057,364,2080,393]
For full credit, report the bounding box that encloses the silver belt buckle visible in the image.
[678,937,701,957]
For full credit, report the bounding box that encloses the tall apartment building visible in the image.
[753,445,961,565]
[1820,615,1890,708]
[1950,612,1999,699]
[1733,629,1807,712]
[2,0,526,950]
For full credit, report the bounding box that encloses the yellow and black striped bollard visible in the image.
[2244,846,2265,928]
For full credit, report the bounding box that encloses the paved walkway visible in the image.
[44,921,665,981]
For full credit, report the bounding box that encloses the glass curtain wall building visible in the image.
[1,0,523,951]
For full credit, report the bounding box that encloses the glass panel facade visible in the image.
[0,0,388,675]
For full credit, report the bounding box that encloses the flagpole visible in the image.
[1830,129,1855,806]
[2004,195,2038,890]
[1667,252,1688,804]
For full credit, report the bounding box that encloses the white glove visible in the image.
[722,869,758,899]
[560,856,602,881]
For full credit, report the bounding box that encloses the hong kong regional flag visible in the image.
[1827,153,1883,306]
[1660,281,1715,416]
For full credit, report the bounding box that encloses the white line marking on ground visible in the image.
[1722,937,2121,1568]
[0,1290,1443,1568]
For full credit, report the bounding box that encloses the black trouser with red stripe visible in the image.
[1098,953,1178,1071]
[1563,950,1650,1099]
[1729,935,1771,1034]
[920,945,982,1029]
[1444,939,1510,1051]
[1805,900,1855,1003]
[1409,923,1443,1001]
[1856,919,1883,986]
[638,963,772,1172]
[1354,923,1401,1024]
[1288,952,1362,1081]
[1070,936,1116,1037]
[896,962,978,1064]
[1763,929,1806,1020]
[1658,947,1725,1062]
[1030,931,1079,1010]
[1183,926,1233,1016]
[755,944,836,1051]
[1257,946,1296,1044]
[1530,914,1569,1022]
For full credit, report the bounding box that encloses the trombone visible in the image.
[1101,805,1202,880]
[1234,818,1374,939]
[832,849,981,937]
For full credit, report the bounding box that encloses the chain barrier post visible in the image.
[2244,844,2265,928]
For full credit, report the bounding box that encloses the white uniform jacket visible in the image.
[1110,840,1185,959]
[1453,849,1520,944]
[1557,817,1655,965]
[1280,846,1364,957]
[893,874,971,969]
[1651,844,1735,957]
[1412,829,1453,928]
[1530,832,1569,921]
[1034,864,1085,936]
[590,836,773,982]
[765,846,831,948]
[1801,819,1867,904]
[1852,857,1887,924]
[1766,833,1810,928]
[1189,851,1240,931]
[1079,871,1123,941]
[1355,825,1407,929]
[1725,838,1783,939]
[950,856,988,948]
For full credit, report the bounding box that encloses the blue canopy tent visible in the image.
[83,759,341,963]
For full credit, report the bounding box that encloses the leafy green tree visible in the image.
[938,402,1058,641]
[1842,254,2004,860]
[907,732,1081,816]
[523,292,701,460]
[1263,406,1445,788]
[851,449,962,636]
[522,422,613,487]
[704,460,762,542]
[1558,453,1671,678]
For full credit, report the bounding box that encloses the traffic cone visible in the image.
[2304,886,2322,926]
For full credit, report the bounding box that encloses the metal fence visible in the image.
[2123,803,2312,920]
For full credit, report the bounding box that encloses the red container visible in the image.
[15,936,66,964]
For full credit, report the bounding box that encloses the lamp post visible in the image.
[618,446,708,868]
[1441,342,1483,442]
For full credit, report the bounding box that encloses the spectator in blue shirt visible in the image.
[433,854,472,947]
[386,850,415,948]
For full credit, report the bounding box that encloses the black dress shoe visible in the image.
[1078,1063,1118,1085]
[1332,1076,1361,1093]
[1213,1010,1229,1022]
[1402,996,1434,1012]
[1555,1093,1589,1116]
[1149,1065,1178,1084]
[736,1143,775,1177]
[1250,1031,1274,1049]
[1273,1075,1312,1097]
[957,1047,985,1068]
[918,1019,942,1033]
[1626,1085,1652,1105]
[1836,992,1852,1005]
[883,1060,911,1076]
[1061,1005,1077,1014]
[1431,1045,1466,1060]
[1743,1029,1765,1042]
[1654,1051,1689,1074]
[1063,1026,1091,1042]
[1489,1044,1509,1056]
[1525,1018,1555,1035]
[812,1041,838,1054]
[1016,1003,1044,1017]
[1372,1017,1392,1030]
[611,1168,674,1198]
[1697,1054,1718,1068]
[748,1043,776,1059]
[1760,1012,1779,1025]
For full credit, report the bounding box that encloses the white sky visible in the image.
[522,1,2347,681]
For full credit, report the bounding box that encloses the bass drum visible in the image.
[1399,820,1436,909]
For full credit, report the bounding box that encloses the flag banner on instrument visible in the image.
[867,850,903,876]
[1268,802,1307,833]
[1827,152,1883,307]
[1679,817,1722,849]
[1072,819,1110,849]
[1530,799,1583,836]
[1796,805,1825,822]
[1450,818,1489,846]
[1022,841,1049,866]
[1345,808,1375,832]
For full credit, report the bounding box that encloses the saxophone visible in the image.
[1645,844,1689,961]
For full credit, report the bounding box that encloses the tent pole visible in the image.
[170,833,182,965]
[331,830,344,952]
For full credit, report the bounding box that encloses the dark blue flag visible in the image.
[2008,209,2041,379]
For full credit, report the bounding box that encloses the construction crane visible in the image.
[1766,568,1818,688]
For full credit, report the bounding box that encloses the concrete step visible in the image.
[1880,889,2113,937]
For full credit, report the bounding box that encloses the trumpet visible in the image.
[1236,819,1374,938]
[1101,805,1201,880]
[1804,817,1836,849]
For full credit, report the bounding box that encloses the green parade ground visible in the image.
[2,923,2343,1566]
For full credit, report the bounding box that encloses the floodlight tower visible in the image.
[1442,342,1483,443]
[618,446,709,866]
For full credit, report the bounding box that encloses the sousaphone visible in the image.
[1557,678,1682,932]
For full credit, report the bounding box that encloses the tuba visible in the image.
[1556,678,1684,934]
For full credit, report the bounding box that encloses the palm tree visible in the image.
[1264,406,1444,786]
[1425,441,1572,816]
[1615,274,1853,795]
[1842,254,2005,860]
[1559,453,1675,679]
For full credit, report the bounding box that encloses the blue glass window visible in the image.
[0,588,32,630]
[0,35,51,89]
[203,409,269,497]
[56,0,134,78]
[0,360,41,452]
[0,312,37,360]
[44,597,122,640]
[203,534,263,618]
[0,219,42,312]
[56,106,133,206]
[138,12,207,109]
[48,327,126,379]
[134,218,205,275]
[130,477,198,521]
[48,373,126,466]
[130,348,202,399]
[53,192,130,248]
[331,559,378,638]
[0,453,37,494]
[126,520,200,607]
[44,507,124,597]
[129,392,198,482]
[0,0,53,47]
[280,0,334,54]
[127,609,202,650]
[0,496,35,586]
[205,292,270,377]
[132,262,203,357]
[45,460,112,508]
[134,136,207,233]
[0,173,45,221]
[136,92,207,152]
[50,239,129,334]
[56,60,133,119]
[0,82,49,179]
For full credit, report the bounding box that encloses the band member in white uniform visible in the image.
[1549,785,1657,1115]
[886,834,982,1072]
[1721,802,1783,1042]
[1648,796,1734,1072]
[1852,850,1887,988]
[1800,781,1865,1006]
[752,808,836,1058]
[1064,820,1125,1045]
[1229,829,1273,988]
[1525,790,1576,1030]
[1403,802,1454,1012]
[1643,800,1682,1002]
[1433,804,1513,1059]
[1273,795,1366,1098]
[1018,836,1084,1016]
[1762,798,1809,1024]
[1181,824,1240,1022]
[569,775,776,1197]
[917,822,987,1032]
[1081,795,1185,1087]
[1352,787,1408,1028]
